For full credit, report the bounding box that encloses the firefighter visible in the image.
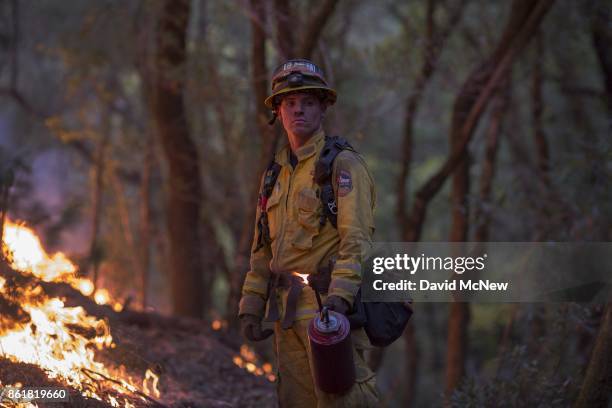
[238,59,378,407]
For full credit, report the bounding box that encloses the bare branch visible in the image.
[0,87,46,118]
[274,0,295,59]
[297,0,338,58]
[397,0,466,238]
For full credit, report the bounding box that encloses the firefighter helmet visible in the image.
[264,59,337,109]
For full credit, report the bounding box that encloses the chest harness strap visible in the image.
[314,135,353,228]
[253,161,282,253]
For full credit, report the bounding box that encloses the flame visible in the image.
[3,221,76,281]
[233,356,244,368]
[94,288,110,305]
[232,344,275,383]
[109,395,119,407]
[78,279,95,296]
[143,368,160,399]
[211,319,222,330]
[2,221,121,306]
[1,221,125,312]
[293,272,309,285]
[0,219,161,405]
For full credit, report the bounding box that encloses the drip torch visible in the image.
[308,288,356,394]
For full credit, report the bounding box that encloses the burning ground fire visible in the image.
[209,319,276,384]
[0,220,160,406]
[232,345,275,383]
[2,220,122,311]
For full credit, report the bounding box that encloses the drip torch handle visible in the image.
[314,288,323,311]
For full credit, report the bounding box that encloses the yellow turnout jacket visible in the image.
[239,129,376,322]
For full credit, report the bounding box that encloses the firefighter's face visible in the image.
[278,92,326,138]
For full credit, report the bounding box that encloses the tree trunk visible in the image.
[449,78,509,403]
[589,3,612,113]
[574,304,612,408]
[139,140,153,309]
[395,6,466,403]
[531,30,550,186]
[0,166,14,245]
[444,302,470,404]
[0,0,45,118]
[297,0,338,59]
[135,0,159,312]
[274,0,295,59]
[443,0,557,401]
[88,116,111,288]
[475,81,509,242]
[444,71,472,405]
[529,32,550,348]
[478,80,510,376]
[152,0,204,317]
[402,321,419,408]
[226,0,274,324]
[190,0,230,317]
[109,160,141,287]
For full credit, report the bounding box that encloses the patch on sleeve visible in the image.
[337,169,353,197]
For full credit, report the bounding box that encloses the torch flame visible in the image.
[293,272,309,285]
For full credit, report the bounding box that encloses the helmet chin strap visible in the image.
[268,111,278,125]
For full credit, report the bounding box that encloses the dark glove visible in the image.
[324,295,351,316]
[240,314,274,342]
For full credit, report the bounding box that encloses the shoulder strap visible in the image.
[254,160,282,253]
[314,135,354,228]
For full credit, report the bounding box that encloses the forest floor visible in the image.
[106,312,277,408]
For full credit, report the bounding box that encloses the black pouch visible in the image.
[348,289,413,347]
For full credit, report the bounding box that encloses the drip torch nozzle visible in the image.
[321,306,330,324]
